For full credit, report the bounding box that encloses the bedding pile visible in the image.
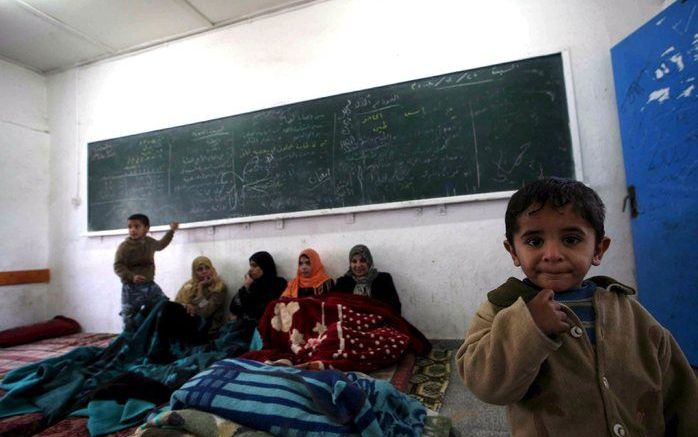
[0,333,116,380]
[168,358,427,436]
[243,293,431,372]
[0,300,251,426]
[0,294,443,436]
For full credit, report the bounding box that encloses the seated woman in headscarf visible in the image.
[281,248,334,298]
[173,256,228,335]
[229,251,287,324]
[334,244,402,314]
[148,256,227,362]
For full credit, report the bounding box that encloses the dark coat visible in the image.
[230,276,287,322]
[230,251,287,323]
[334,272,401,314]
[296,278,334,298]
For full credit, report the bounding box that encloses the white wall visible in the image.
[0,59,50,329]
[45,0,665,336]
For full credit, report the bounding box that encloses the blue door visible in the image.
[611,0,697,365]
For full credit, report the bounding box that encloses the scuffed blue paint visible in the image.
[612,0,697,364]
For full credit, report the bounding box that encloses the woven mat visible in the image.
[407,348,452,412]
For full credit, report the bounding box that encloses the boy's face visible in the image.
[127,219,149,240]
[503,202,610,292]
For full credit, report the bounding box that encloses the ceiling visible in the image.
[0,0,316,74]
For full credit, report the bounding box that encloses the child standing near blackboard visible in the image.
[113,213,179,331]
[456,178,697,436]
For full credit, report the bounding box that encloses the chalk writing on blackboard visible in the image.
[87,52,577,233]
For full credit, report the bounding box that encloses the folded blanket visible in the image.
[243,293,430,372]
[170,358,426,436]
[0,316,81,347]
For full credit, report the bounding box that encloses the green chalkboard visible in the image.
[88,53,575,232]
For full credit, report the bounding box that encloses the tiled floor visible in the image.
[431,340,509,436]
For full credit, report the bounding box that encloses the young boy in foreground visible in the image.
[456,177,697,436]
[114,213,178,331]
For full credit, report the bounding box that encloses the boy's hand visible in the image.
[133,274,147,284]
[170,221,179,231]
[526,289,569,335]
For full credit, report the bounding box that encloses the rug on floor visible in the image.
[407,348,452,412]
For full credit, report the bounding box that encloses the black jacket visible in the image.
[334,272,401,314]
[230,276,287,322]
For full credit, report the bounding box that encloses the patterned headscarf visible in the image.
[346,244,379,296]
[282,248,331,298]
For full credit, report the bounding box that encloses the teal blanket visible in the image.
[0,300,250,427]
[72,399,155,436]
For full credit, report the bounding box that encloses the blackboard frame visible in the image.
[84,49,582,236]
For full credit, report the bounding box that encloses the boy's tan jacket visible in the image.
[113,230,174,283]
[456,277,697,436]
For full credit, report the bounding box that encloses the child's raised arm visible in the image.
[154,221,178,250]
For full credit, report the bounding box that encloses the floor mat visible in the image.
[407,348,452,412]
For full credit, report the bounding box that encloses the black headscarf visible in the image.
[230,251,287,322]
[250,251,277,280]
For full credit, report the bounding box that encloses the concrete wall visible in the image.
[43,0,666,336]
[0,59,50,329]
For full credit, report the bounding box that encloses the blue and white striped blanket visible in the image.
[170,358,426,436]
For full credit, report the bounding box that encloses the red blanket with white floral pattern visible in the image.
[242,293,430,372]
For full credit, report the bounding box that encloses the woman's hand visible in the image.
[243,273,253,289]
[198,275,213,289]
[183,303,197,317]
